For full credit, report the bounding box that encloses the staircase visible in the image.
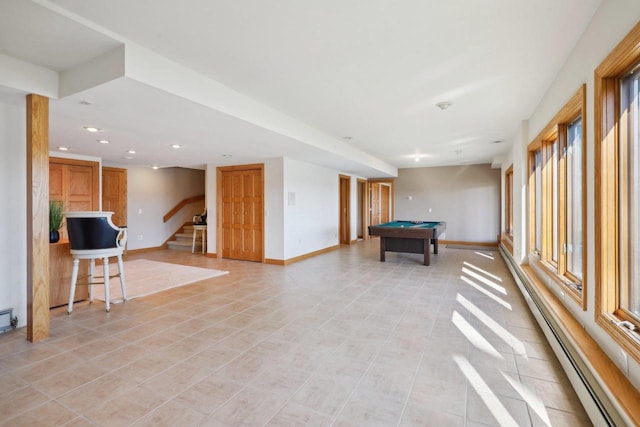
[167,224,202,252]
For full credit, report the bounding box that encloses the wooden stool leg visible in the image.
[67,258,80,314]
[117,254,127,302]
[103,257,110,312]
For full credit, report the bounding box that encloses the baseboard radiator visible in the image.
[499,246,628,427]
[0,308,17,333]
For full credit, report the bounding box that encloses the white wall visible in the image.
[264,158,284,260]
[507,0,640,392]
[0,95,27,328]
[123,166,205,250]
[206,157,343,261]
[395,164,501,242]
[283,158,339,259]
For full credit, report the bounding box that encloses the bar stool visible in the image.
[65,212,127,313]
[192,225,207,254]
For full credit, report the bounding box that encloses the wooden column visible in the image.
[26,94,50,342]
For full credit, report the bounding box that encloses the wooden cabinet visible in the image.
[49,157,98,309]
[49,241,89,309]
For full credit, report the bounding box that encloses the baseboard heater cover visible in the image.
[0,308,17,333]
[499,246,630,427]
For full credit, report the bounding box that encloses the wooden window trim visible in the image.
[527,85,587,310]
[594,21,640,363]
[505,165,514,236]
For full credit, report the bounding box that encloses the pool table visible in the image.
[368,220,446,266]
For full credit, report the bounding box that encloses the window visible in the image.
[505,166,514,235]
[528,85,586,307]
[566,118,583,280]
[595,21,640,363]
[503,165,514,254]
[534,150,542,253]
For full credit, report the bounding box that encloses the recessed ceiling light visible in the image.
[98,140,109,144]
[79,100,92,105]
[221,154,232,158]
[414,157,420,162]
[122,156,134,160]
[83,126,100,132]
[151,165,159,170]
[343,136,353,140]
[170,144,182,149]
[127,150,136,154]
[490,140,503,144]
[58,146,69,151]
[436,102,452,110]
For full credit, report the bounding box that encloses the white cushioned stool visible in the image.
[65,211,127,313]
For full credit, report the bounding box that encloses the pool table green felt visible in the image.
[368,221,446,266]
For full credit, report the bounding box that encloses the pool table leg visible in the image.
[433,238,439,254]
[423,239,431,266]
[380,237,386,262]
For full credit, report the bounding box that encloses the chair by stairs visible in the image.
[167,224,203,252]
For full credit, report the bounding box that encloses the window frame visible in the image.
[502,165,514,254]
[594,21,640,363]
[528,85,587,309]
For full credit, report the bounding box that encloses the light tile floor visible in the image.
[0,240,592,426]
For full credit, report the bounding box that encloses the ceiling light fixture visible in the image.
[490,140,503,144]
[79,100,92,106]
[151,165,159,170]
[127,150,136,154]
[436,101,452,110]
[221,154,232,158]
[415,157,420,162]
[98,140,109,144]
[83,126,100,132]
[343,136,353,141]
[58,146,69,151]
[122,156,134,160]
[170,144,182,149]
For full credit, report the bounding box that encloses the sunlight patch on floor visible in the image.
[452,310,504,359]
[461,275,513,310]
[463,261,503,282]
[456,294,526,356]
[453,355,520,427]
[474,251,495,260]
[503,372,552,426]
[462,267,507,294]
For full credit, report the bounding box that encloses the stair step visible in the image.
[167,224,206,252]
[174,232,194,240]
[167,240,202,251]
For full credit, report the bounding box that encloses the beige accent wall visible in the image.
[395,164,501,243]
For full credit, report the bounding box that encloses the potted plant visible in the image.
[49,199,65,243]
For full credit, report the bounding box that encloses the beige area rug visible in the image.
[91,259,228,303]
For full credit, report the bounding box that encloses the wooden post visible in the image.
[26,94,50,342]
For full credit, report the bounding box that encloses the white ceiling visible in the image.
[0,0,601,176]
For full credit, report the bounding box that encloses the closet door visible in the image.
[219,165,263,262]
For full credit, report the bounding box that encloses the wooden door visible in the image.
[381,184,390,223]
[102,167,127,227]
[370,183,381,226]
[220,165,263,262]
[339,175,350,245]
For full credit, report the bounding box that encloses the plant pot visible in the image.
[49,230,60,244]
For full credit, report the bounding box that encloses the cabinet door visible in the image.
[102,167,127,227]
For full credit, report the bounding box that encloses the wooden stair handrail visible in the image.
[163,194,205,223]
